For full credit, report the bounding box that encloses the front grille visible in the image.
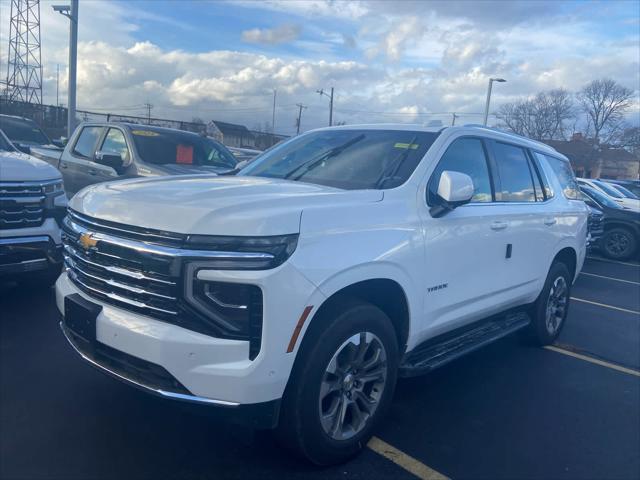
[0,182,45,229]
[62,211,264,356]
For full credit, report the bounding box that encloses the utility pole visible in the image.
[451,113,458,126]
[56,64,59,106]
[272,89,277,133]
[295,103,307,135]
[316,87,334,126]
[144,103,153,124]
[53,0,78,136]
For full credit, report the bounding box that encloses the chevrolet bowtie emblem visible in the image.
[79,232,98,250]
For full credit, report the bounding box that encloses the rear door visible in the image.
[61,126,104,195]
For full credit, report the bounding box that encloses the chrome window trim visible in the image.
[59,322,240,407]
[0,235,51,245]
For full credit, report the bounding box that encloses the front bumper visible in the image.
[0,228,63,276]
[55,262,323,424]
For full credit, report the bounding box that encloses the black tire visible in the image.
[601,227,637,261]
[17,264,62,289]
[525,262,571,346]
[276,298,399,465]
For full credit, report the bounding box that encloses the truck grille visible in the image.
[0,182,45,229]
[61,210,264,358]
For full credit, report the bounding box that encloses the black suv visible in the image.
[0,114,63,153]
[581,185,640,260]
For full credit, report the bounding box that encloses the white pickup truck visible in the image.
[0,130,67,286]
[55,124,587,464]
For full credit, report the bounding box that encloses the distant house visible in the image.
[543,133,639,180]
[250,130,289,150]
[208,121,255,148]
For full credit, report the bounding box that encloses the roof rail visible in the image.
[460,124,554,151]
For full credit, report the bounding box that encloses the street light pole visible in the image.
[53,1,78,137]
[316,87,334,126]
[483,77,506,126]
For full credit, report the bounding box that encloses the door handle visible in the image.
[490,221,508,231]
[88,169,98,176]
[544,217,557,226]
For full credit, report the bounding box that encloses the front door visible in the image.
[63,126,104,195]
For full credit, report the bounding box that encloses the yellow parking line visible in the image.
[545,345,640,377]
[571,297,640,315]
[368,436,449,480]
[580,272,640,285]
[586,256,640,267]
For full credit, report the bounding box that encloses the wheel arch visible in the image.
[552,246,578,281]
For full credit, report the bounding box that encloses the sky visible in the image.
[0,0,639,136]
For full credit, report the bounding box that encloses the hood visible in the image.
[147,164,233,176]
[71,175,383,236]
[0,150,62,182]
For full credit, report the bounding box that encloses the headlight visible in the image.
[184,234,298,270]
[43,180,64,195]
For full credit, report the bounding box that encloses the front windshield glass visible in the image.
[240,129,439,190]
[0,117,49,145]
[130,128,237,169]
[581,185,622,209]
[593,180,624,198]
[0,132,15,151]
[610,183,639,199]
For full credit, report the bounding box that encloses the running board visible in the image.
[399,311,531,377]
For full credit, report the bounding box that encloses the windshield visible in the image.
[130,128,237,169]
[581,185,622,209]
[0,131,15,151]
[240,129,439,190]
[609,183,639,199]
[592,180,624,198]
[0,117,50,145]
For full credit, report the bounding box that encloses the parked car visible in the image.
[228,146,262,165]
[32,122,238,196]
[600,178,640,198]
[56,124,587,464]
[604,181,640,200]
[585,204,604,249]
[0,114,65,154]
[577,178,640,212]
[0,129,67,286]
[580,184,640,260]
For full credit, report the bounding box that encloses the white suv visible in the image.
[56,125,587,464]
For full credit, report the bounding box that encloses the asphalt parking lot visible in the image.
[1,254,639,480]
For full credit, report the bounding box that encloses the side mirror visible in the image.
[95,150,124,173]
[52,137,67,148]
[430,170,474,218]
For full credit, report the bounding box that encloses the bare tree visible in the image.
[577,78,634,145]
[613,126,640,155]
[496,89,574,140]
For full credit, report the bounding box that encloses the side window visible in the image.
[531,153,554,199]
[428,137,493,204]
[540,153,580,200]
[493,142,536,202]
[72,126,102,159]
[100,128,130,163]
[527,154,545,201]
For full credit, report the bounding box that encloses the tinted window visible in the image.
[73,126,103,158]
[493,142,536,202]
[0,131,15,151]
[592,180,624,199]
[580,185,621,209]
[0,117,49,145]
[540,153,581,200]
[100,128,130,162]
[130,129,237,169]
[428,137,493,204]
[242,129,439,190]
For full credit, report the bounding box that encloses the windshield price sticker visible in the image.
[176,144,194,164]
[394,143,419,149]
[132,130,160,137]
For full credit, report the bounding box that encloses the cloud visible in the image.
[241,24,301,45]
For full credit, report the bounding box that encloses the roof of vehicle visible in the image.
[309,123,560,156]
[0,114,39,124]
[78,121,206,138]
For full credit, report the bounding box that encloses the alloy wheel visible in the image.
[605,231,631,258]
[545,276,568,335]
[318,332,388,441]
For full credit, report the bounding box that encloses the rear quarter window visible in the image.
[536,153,580,200]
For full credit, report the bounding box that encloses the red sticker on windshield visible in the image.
[176,144,193,164]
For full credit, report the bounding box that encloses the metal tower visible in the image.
[5,0,43,104]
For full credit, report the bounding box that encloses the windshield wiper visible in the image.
[375,134,418,189]
[284,134,365,181]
